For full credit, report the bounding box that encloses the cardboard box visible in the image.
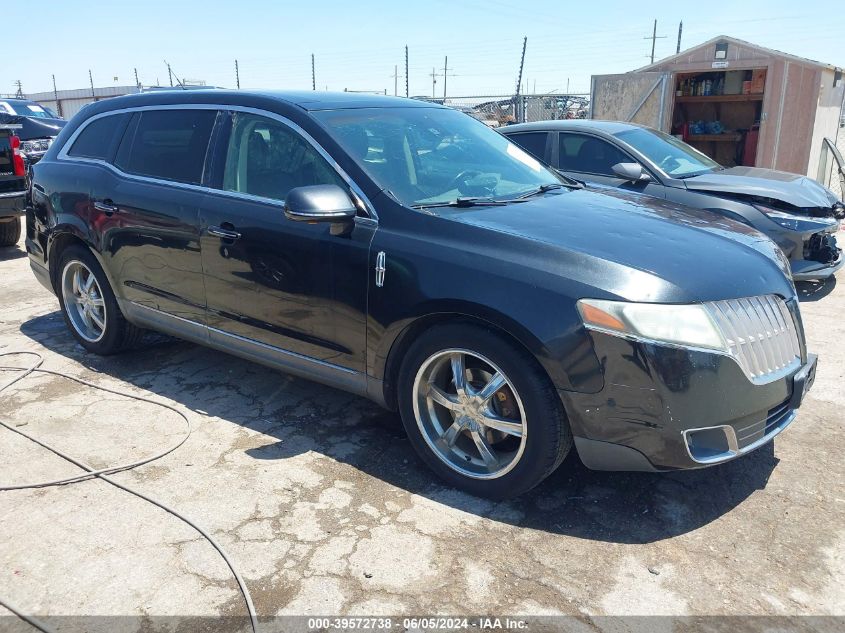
[750,69,766,94]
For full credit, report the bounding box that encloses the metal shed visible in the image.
[589,35,845,182]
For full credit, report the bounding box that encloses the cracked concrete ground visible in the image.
[1,229,844,631]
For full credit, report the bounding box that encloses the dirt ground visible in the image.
[1,228,843,632]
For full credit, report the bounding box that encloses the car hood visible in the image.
[433,187,793,304]
[683,166,839,209]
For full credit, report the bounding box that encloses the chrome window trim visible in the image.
[55,103,378,220]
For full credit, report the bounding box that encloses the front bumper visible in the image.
[560,328,816,472]
[791,252,843,281]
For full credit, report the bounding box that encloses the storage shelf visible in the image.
[675,94,763,103]
[687,134,742,142]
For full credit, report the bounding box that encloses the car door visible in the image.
[556,132,667,198]
[89,108,216,323]
[198,110,374,372]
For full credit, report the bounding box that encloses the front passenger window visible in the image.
[223,113,346,202]
[559,133,629,176]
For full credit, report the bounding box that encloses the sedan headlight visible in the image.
[577,298,727,351]
[752,202,839,231]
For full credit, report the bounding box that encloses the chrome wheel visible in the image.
[412,348,527,479]
[61,260,107,343]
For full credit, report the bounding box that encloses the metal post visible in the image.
[514,36,527,122]
[393,65,399,96]
[430,67,437,98]
[52,75,63,117]
[442,56,449,100]
[235,59,240,89]
[676,21,683,54]
[134,67,140,90]
[405,46,409,97]
[89,69,95,99]
[167,63,173,87]
[311,54,316,91]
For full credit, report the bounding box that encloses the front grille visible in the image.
[734,398,792,447]
[704,295,801,383]
[20,138,52,155]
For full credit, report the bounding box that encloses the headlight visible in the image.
[577,299,727,351]
[752,202,838,231]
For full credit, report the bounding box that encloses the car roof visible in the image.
[92,89,446,112]
[503,120,647,135]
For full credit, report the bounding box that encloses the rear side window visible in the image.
[506,132,548,161]
[67,114,130,160]
[115,109,216,184]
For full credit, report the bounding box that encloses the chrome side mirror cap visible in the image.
[284,185,357,222]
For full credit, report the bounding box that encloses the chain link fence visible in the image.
[415,93,590,127]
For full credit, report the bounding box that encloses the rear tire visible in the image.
[397,323,572,499]
[56,245,145,354]
[0,217,21,247]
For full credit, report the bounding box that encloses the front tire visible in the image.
[397,323,572,499]
[56,245,145,354]
[0,217,21,247]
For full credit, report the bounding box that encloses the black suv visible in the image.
[26,91,817,497]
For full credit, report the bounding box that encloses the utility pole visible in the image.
[14,80,24,98]
[442,55,452,100]
[514,36,527,122]
[52,75,63,117]
[430,68,437,98]
[311,54,316,91]
[676,21,683,54]
[235,59,240,89]
[88,69,95,99]
[404,45,409,97]
[134,67,140,90]
[391,65,400,96]
[166,61,173,87]
[643,19,666,64]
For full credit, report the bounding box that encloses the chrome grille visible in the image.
[704,295,801,383]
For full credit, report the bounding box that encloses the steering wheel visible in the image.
[445,169,483,194]
[658,155,680,172]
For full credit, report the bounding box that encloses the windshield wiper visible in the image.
[411,196,528,210]
[515,182,580,199]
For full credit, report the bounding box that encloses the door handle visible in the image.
[93,200,119,215]
[207,225,241,241]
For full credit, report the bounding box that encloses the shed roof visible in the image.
[637,35,841,73]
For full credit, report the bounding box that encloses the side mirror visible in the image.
[284,185,357,223]
[612,162,651,183]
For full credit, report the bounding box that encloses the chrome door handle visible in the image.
[208,225,241,241]
[93,200,119,215]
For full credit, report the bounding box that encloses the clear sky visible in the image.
[4,0,843,98]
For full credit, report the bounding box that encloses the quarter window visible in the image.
[67,114,130,161]
[222,112,345,202]
[114,109,216,184]
[559,133,629,175]
[506,132,548,162]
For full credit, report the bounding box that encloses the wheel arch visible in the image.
[47,228,117,296]
[378,305,560,412]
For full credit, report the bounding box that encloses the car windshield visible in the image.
[1,100,58,119]
[314,106,562,207]
[614,127,721,178]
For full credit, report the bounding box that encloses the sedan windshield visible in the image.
[615,127,721,178]
[314,107,562,207]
